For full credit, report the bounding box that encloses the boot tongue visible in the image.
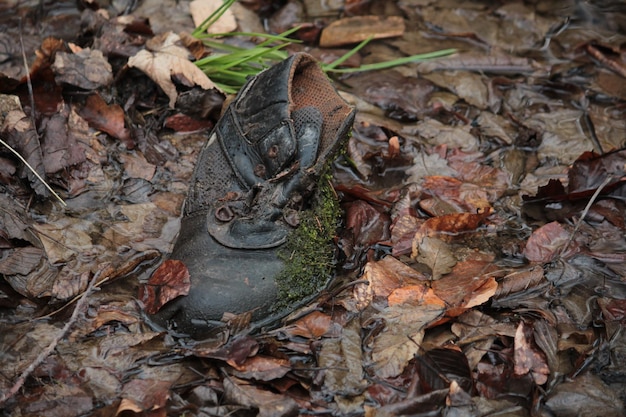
[207,107,324,250]
[231,55,297,142]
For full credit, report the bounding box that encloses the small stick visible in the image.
[0,270,100,405]
[559,175,613,257]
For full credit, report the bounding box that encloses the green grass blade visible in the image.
[324,48,457,73]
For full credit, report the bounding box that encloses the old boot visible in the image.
[150,53,355,339]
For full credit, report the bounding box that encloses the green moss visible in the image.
[274,172,342,310]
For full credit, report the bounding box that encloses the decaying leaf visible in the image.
[128,32,219,107]
[0,94,48,197]
[513,321,549,385]
[78,93,133,148]
[117,378,171,415]
[139,259,190,314]
[431,259,498,318]
[369,293,445,378]
[223,375,299,417]
[52,48,113,90]
[318,319,367,395]
[411,236,457,280]
[523,221,571,263]
[283,310,337,339]
[229,355,291,381]
[354,256,427,310]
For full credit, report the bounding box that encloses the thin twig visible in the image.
[0,138,67,206]
[559,175,613,257]
[0,270,100,405]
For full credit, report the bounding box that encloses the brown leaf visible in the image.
[415,208,493,241]
[390,211,423,256]
[370,300,445,378]
[139,259,190,314]
[229,355,291,381]
[513,321,549,385]
[0,94,48,197]
[52,48,113,90]
[223,375,299,417]
[387,284,445,308]
[285,311,335,339]
[319,15,405,47]
[318,319,367,395]
[545,373,624,417]
[128,32,219,108]
[523,221,571,263]
[431,259,498,318]
[354,256,427,310]
[411,236,457,280]
[191,335,258,366]
[40,103,87,175]
[190,0,237,33]
[79,93,133,148]
[117,378,171,415]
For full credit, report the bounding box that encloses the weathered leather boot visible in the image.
[150,53,355,339]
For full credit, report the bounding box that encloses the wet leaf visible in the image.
[139,259,190,314]
[78,93,133,148]
[416,346,473,393]
[523,221,571,263]
[0,94,48,197]
[513,321,549,385]
[284,311,336,339]
[52,48,113,90]
[390,211,423,256]
[412,236,457,280]
[431,259,498,318]
[117,378,171,415]
[318,319,367,395]
[354,256,427,310]
[229,355,291,381]
[20,383,93,417]
[414,209,493,242]
[0,246,44,276]
[223,375,299,417]
[32,218,93,265]
[191,335,258,367]
[370,295,445,378]
[545,372,624,417]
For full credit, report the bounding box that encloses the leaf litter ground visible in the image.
[1,1,626,416]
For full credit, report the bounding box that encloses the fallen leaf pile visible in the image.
[0,0,625,416]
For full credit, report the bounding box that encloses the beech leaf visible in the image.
[128,32,220,107]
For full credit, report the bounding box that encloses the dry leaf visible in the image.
[127,32,219,108]
[320,16,405,47]
[190,0,237,33]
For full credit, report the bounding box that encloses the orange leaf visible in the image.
[288,311,334,339]
[387,284,445,308]
[416,208,493,241]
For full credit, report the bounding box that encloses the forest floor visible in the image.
[0,1,625,416]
